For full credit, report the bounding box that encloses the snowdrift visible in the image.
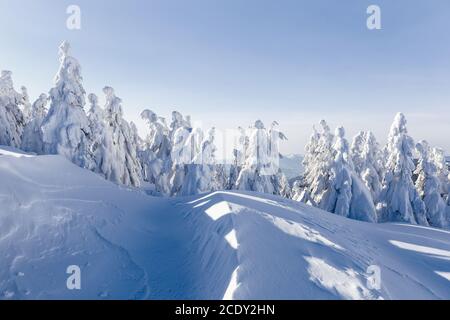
[0,147,450,300]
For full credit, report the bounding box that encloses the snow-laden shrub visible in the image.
[0,70,25,148]
[378,113,427,225]
[415,141,448,228]
[21,93,48,153]
[41,41,92,168]
[99,86,142,187]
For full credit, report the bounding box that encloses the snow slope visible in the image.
[1,146,450,300]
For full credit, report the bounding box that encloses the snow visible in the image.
[305,256,379,300]
[223,267,240,300]
[436,271,450,281]
[225,230,239,250]
[41,41,91,168]
[205,201,232,221]
[1,146,450,300]
[389,240,450,258]
[0,145,34,158]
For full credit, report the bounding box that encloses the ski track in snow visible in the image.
[1,148,450,299]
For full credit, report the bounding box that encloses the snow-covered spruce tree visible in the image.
[268,121,290,197]
[21,94,48,153]
[300,120,334,206]
[360,131,383,201]
[169,111,191,142]
[278,173,291,198]
[101,86,142,187]
[130,121,143,152]
[378,113,427,225]
[431,147,450,203]
[235,120,288,195]
[0,70,25,148]
[180,127,220,195]
[169,112,193,195]
[351,131,366,176]
[86,93,108,172]
[20,86,32,123]
[414,141,448,228]
[321,127,377,222]
[41,41,92,168]
[291,180,303,201]
[229,126,248,190]
[140,109,172,195]
[294,125,320,202]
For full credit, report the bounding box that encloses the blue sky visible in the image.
[0,0,449,154]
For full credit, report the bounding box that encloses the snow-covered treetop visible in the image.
[416,140,429,158]
[59,40,71,58]
[385,112,415,173]
[318,120,334,152]
[0,70,13,92]
[319,119,330,133]
[141,109,158,124]
[333,126,352,167]
[351,131,364,151]
[254,120,265,129]
[51,41,86,109]
[20,86,29,101]
[388,112,408,142]
[88,93,98,106]
[170,111,191,132]
[0,70,21,101]
[31,94,48,118]
[20,86,32,118]
[103,86,123,119]
[87,93,104,122]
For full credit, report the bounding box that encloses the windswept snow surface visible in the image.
[1,146,450,300]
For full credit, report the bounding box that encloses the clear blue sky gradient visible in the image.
[0,0,449,154]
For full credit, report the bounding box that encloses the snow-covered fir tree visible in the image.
[20,86,32,123]
[101,86,142,187]
[299,120,334,206]
[180,127,220,195]
[0,70,25,148]
[291,180,303,201]
[41,41,92,168]
[378,113,428,225]
[169,113,193,195]
[140,109,172,195]
[294,125,320,202]
[268,121,290,197]
[170,111,191,142]
[235,120,288,195]
[228,126,248,190]
[278,172,291,198]
[322,127,377,222]
[360,131,383,201]
[130,121,143,152]
[351,131,366,176]
[21,94,48,153]
[415,140,448,228]
[86,93,108,172]
[431,147,450,203]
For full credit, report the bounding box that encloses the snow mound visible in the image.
[0,145,34,158]
[0,147,450,300]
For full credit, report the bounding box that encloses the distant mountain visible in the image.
[279,154,304,180]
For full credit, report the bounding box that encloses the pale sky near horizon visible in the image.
[0,0,449,155]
